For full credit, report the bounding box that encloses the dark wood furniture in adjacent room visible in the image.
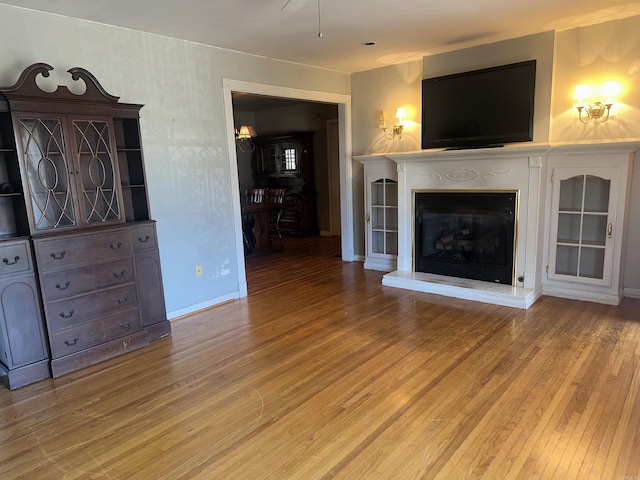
[254,132,318,237]
[0,63,169,388]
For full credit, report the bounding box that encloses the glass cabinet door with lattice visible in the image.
[365,174,398,271]
[548,167,618,286]
[15,115,78,232]
[70,116,122,226]
[14,113,123,233]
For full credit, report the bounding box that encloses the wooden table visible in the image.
[241,203,282,254]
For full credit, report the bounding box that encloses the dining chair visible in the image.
[265,188,286,251]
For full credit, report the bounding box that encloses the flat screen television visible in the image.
[421,60,536,150]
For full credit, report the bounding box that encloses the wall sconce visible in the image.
[235,125,257,152]
[379,108,405,139]
[573,81,621,124]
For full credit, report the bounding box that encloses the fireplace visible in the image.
[414,191,517,284]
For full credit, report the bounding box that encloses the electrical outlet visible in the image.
[195,265,203,277]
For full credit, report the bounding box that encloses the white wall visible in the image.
[551,16,640,144]
[0,4,350,317]
[625,153,640,295]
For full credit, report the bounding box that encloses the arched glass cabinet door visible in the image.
[548,167,617,286]
[368,177,398,257]
[17,115,77,232]
[71,117,122,225]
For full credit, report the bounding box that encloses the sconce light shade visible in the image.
[573,81,620,124]
[236,125,257,152]
[601,81,621,101]
[379,108,405,140]
[573,84,590,104]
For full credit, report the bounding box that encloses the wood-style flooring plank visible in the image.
[1,236,640,479]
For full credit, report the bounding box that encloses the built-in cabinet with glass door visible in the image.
[0,63,169,388]
[545,151,633,305]
[360,159,398,271]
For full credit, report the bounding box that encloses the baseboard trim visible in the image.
[624,288,640,299]
[167,292,240,320]
[542,284,622,305]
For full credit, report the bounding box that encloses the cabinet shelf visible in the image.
[556,241,606,248]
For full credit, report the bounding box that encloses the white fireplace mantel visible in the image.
[355,141,640,309]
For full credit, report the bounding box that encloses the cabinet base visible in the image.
[51,331,150,378]
[0,359,51,390]
[542,284,623,305]
[146,320,172,341]
[364,257,397,272]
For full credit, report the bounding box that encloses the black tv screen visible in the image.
[421,60,536,149]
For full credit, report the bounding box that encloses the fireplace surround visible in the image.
[355,145,547,309]
[356,142,637,309]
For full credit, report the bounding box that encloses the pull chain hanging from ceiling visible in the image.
[281,0,323,38]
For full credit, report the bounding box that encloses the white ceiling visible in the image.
[2,0,640,73]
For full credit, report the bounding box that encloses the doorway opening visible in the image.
[222,80,352,297]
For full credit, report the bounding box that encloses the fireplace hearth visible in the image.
[414,191,517,284]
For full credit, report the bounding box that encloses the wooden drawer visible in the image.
[34,229,132,271]
[40,258,136,302]
[49,308,141,358]
[130,223,157,252]
[47,283,138,331]
[0,241,32,276]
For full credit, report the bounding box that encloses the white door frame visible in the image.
[326,118,341,236]
[222,78,353,297]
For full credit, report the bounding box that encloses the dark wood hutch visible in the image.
[0,63,169,389]
[254,131,318,236]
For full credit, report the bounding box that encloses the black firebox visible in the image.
[414,191,517,284]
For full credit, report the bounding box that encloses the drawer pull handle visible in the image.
[64,337,79,346]
[56,281,71,290]
[2,256,20,265]
[116,296,129,304]
[138,235,150,243]
[113,270,126,278]
[59,310,75,319]
[50,251,66,260]
[120,322,131,330]
[109,242,122,250]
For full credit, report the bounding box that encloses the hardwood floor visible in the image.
[2,235,640,479]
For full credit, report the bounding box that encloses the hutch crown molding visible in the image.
[0,63,169,389]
